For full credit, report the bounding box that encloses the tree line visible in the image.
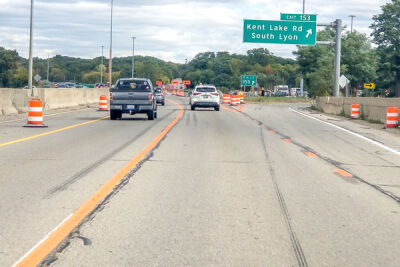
[0,47,299,91]
[0,0,399,97]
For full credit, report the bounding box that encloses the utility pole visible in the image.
[302,0,305,13]
[28,0,34,95]
[108,0,113,88]
[349,15,356,33]
[100,45,104,84]
[333,19,342,97]
[47,55,49,82]
[131,36,135,78]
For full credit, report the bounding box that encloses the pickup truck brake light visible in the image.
[149,93,153,100]
[110,92,113,100]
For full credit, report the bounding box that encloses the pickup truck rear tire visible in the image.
[214,106,220,111]
[110,110,118,120]
[191,105,195,110]
[162,101,165,106]
[147,110,155,120]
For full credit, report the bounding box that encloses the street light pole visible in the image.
[300,0,305,97]
[132,36,136,78]
[28,0,34,94]
[108,0,113,88]
[47,55,49,82]
[349,15,356,33]
[100,45,104,84]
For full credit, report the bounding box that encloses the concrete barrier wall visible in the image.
[315,97,400,123]
[0,88,109,115]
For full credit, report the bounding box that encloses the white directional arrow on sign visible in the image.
[306,29,312,38]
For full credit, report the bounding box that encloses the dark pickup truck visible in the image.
[109,78,158,120]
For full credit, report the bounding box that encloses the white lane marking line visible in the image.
[289,107,400,157]
[12,213,73,267]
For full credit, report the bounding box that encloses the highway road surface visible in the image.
[1,96,400,266]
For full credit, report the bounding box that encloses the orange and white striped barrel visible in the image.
[98,95,108,111]
[179,90,183,96]
[386,106,399,128]
[230,95,238,106]
[172,89,176,95]
[222,94,230,104]
[240,95,244,104]
[350,103,360,119]
[26,98,47,127]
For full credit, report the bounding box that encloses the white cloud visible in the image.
[0,0,390,62]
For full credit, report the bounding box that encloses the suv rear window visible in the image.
[196,87,216,92]
[155,89,162,93]
[115,79,151,91]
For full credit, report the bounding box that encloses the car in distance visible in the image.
[23,85,36,89]
[190,85,220,111]
[155,88,165,106]
[109,78,157,120]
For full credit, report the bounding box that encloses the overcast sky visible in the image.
[0,0,390,63]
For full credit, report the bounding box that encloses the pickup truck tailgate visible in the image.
[111,91,152,105]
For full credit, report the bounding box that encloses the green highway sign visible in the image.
[243,19,316,45]
[280,13,317,22]
[241,75,257,86]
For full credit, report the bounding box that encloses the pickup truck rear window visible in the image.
[115,80,151,91]
[196,87,216,92]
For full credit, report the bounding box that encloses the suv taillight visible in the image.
[149,93,153,100]
[110,92,113,100]
[211,93,219,96]
[193,92,201,95]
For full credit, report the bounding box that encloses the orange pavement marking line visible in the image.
[335,169,353,178]
[220,105,236,112]
[305,152,317,157]
[269,129,276,133]
[14,100,184,267]
[283,138,291,143]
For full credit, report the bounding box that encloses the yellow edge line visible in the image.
[14,99,184,266]
[0,115,109,148]
[0,107,94,124]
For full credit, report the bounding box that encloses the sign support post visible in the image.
[333,19,342,97]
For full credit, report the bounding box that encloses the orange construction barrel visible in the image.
[386,106,399,128]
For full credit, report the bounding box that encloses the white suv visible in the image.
[190,85,220,111]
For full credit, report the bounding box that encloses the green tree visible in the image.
[342,32,378,91]
[82,71,102,84]
[12,67,28,87]
[0,47,19,87]
[294,28,335,96]
[370,0,400,96]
